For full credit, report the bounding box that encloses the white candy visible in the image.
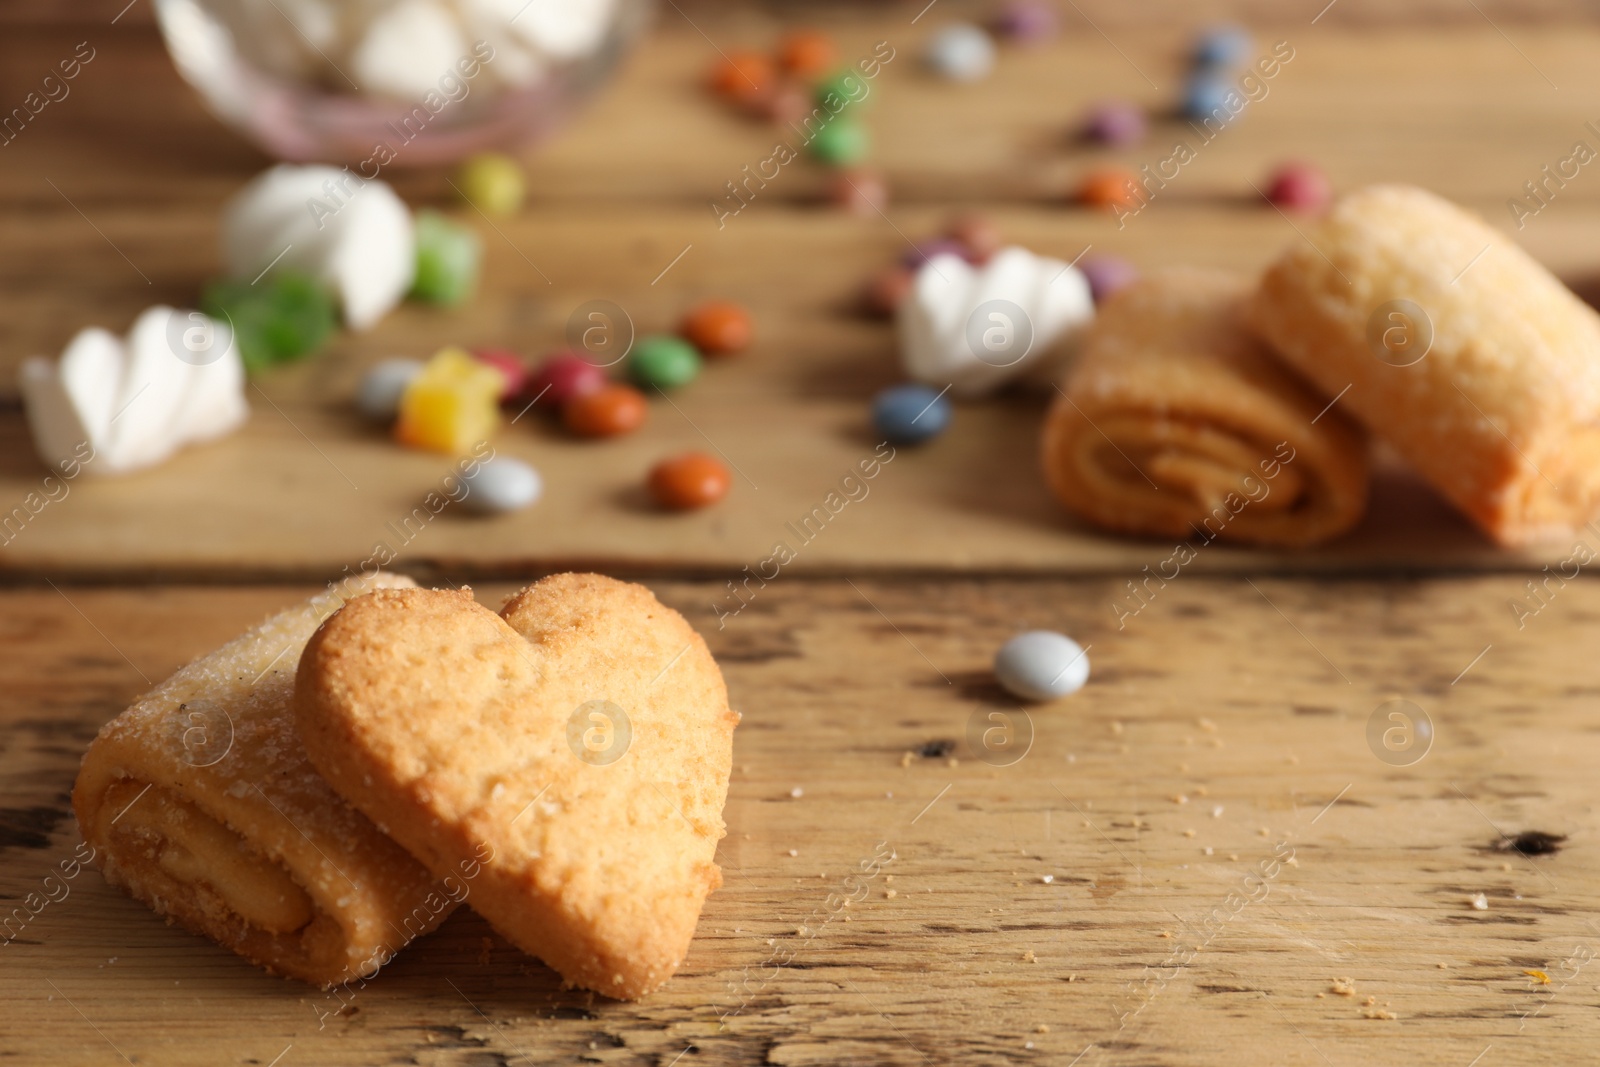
[356,359,424,421]
[222,164,416,332]
[897,246,1094,397]
[351,0,468,101]
[994,631,1090,702]
[461,456,542,513]
[924,23,996,82]
[20,307,248,477]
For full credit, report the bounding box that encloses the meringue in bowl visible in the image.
[155,0,650,165]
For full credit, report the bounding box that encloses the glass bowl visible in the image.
[155,0,652,165]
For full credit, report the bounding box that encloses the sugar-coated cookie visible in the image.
[73,573,455,988]
[294,574,738,999]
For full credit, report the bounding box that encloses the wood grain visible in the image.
[2,576,1596,1065]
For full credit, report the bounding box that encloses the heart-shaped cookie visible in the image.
[897,245,1094,396]
[293,573,738,999]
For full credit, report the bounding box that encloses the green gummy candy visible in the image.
[411,210,483,307]
[200,270,336,374]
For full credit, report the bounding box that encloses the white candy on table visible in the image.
[897,245,1094,397]
[924,23,997,82]
[20,307,249,477]
[351,0,468,101]
[222,164,415,332]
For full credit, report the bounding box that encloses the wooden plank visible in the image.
[5,26,1600,576]
[2,576,1597,1065]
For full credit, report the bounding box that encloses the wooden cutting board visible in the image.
[5,19,1600,577]
[3,575,1595,1066]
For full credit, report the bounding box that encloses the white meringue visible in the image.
[351,0,468,101]
[897,246,1094,397]
[20,307,248,477]
[222,164,415,332]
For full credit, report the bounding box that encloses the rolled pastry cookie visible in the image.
[1249,184,1600,546]
[72,573,457,987]
[1042,268,1369,547]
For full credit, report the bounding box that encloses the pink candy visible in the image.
[1079,255,1140,304]
[1082,100,1146,146]
[527,351,606,407]
[1265,162,1332,214]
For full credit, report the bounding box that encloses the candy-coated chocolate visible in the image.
[924,23,995,82]
[1183,71,1239,123]
[1082,100,1147,146]
[681,301,753,357]
[357,358,424,421]
[1078,169,1142,210]
[1079,255,1141,303]
[1191,24,1253,69]
[747,80,812,124]
[649,452,732,510]
[807,114,870,166]
[456,153,525,217]
[629,336,702,389]
[461,456,542,513]
[777,29,837,76]
[710,51,774,103]
[992,0,1059,43]
[528,352,605,407]
[828,167,889,217]
[994,631,1090,701]
[562,383,649,438]
[814,70,871,111]
[873,383,951,445]
[1265,161,1333,214]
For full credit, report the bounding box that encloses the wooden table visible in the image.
[4,3,1600,1065]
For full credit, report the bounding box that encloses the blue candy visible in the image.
[873,384,951,444]
[1191,24,1253,69]
[1183,72,1239,124]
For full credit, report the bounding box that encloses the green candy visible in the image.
[200,270,336,374]
[628,335,701,390]
[807,113,870,166]
[814,70,871,112]
[410,210,482,306]
[457,152,525,216]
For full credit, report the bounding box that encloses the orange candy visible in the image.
[649,452,732,510]
[1078,168,1144,210]
[709,51,774,103]
[562,383,648,438]
[680,300,753,357]
[777,30,837,76]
